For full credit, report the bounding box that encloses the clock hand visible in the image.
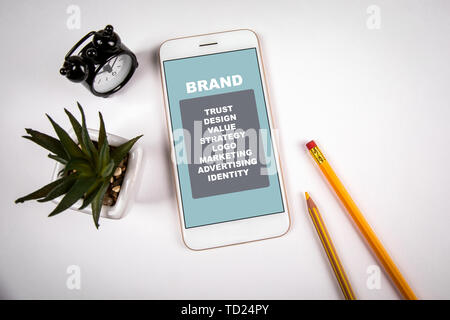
[102,62,113,73]
[111,56,118,69]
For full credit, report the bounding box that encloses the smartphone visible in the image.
[159,29,290,250]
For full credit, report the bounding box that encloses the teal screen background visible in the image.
[163,48,284,228]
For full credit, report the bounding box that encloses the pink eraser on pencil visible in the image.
[306,140,317,150]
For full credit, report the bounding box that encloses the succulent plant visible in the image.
[15,103,142,228]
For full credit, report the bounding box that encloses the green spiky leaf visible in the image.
[37,175,78,202]
[48,177,97,217]
[79,179,103,210]
[111,135,143,165]
[91,181,110,229]
[64,158,94,176]
[100,160,115,178]
[46,114,85,159]
[77,103,98,166]
[97,131,111,173]
[15,176,68,203]
[98,112,106,151]
[64,108,90,158]
[23,129,67,160]
[48,153,68,164]
[64,109,83,146]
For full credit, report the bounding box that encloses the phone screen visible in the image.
[163,48,284,228]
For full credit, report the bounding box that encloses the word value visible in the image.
[186,75,242,93]
[180,304,269,317]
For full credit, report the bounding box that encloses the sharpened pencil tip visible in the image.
[305,192,310,200]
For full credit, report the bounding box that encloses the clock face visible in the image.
[92,54,133,93]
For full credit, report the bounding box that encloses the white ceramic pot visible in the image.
[51,129,143,219]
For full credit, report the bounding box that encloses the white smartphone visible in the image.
[159,29,290,250]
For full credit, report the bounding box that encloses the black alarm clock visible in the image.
[60,25,138,97]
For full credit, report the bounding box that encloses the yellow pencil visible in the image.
[305,192,356,300]
[306,140,417,300]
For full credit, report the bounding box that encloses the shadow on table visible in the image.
[109,46,177,206]
[135,141,176,205]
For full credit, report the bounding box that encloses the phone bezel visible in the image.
[159,29,290,250]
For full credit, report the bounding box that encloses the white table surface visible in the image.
[1,0,449,299]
